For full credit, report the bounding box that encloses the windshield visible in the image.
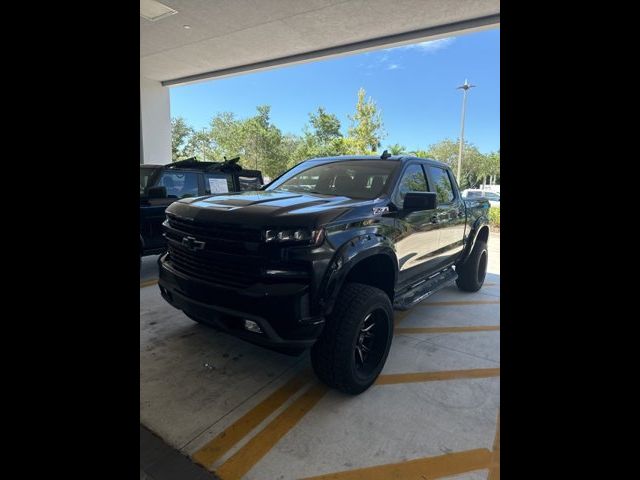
[140,166,161,195]
[267,160,398,199]
[485,192,500,200]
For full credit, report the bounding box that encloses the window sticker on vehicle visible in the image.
[208,177,229,193]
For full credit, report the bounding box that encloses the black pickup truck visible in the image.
[140,158,263,265]
[158,154,490,394]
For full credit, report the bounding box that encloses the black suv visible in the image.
[158,154,490,394]
[140,158,263,263]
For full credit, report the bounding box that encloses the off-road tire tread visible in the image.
[456,240,488,292]
[311,283,392,394]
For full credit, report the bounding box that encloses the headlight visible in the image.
[264,228,325,246]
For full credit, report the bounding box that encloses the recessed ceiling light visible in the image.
[140,0,178,22]
[183,25,191,29]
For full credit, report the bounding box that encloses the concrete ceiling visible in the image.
[141,0,499,86]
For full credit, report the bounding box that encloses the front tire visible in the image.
[456,240,488,292]
[311,283,393,394]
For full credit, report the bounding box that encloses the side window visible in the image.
[204,174,233,194]
[426,166,455,204]
[395,164,428,208]
[159,171,200,198]
[238,175,263,191]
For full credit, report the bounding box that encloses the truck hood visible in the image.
[166,190,387,228]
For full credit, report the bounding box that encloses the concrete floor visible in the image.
[141,254,161,285]
[141,233,500,479]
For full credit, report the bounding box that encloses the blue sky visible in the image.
[170,28,499,154]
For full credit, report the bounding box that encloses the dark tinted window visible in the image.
[140,167,160,195]
[238,175,263,191]
[426,166,455,204]
[268,160,397,199]
[204,173,233,194]
[159,171,200,198]
[396,164,428,208]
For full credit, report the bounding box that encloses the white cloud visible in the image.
[387,64,400,70]
[386,37,455,53]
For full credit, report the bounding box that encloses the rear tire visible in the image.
[311,283,393,394]
[456,240,488,292]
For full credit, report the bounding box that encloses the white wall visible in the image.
[140,76,171,164]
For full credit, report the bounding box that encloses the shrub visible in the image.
[489,207,500,229]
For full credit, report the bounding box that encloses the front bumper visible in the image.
[158,253,325,350]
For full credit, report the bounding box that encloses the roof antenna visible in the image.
[380,149,391,160]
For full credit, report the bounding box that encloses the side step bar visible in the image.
[393,267,458,311]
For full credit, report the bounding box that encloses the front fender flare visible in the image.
[319,234,398,316]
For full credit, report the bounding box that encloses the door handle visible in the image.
[430,215,439,224]
[457,211,465,218]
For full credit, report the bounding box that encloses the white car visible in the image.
[462,189,500,208]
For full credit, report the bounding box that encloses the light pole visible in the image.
[456,79,475,184]
[201,128,206,161]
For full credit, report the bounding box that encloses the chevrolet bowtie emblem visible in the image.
[181,236,205,251]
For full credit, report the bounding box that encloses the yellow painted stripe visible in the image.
[488,411,500,480]
[193,369,312,469]
[301,448,492,480]
[396,325,500,334]
[376,368,500,385]
[393,310,410,326]
[216,382,329,480]
[419,300,499,307]
[140,279,158,288]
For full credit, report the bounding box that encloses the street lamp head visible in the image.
[456,79,476,90]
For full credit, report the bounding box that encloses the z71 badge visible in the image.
[372,206,389,215]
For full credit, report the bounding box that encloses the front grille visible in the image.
[164,216,264,288]
[167,243,260,288]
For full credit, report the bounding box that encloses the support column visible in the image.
[140,76,171,165]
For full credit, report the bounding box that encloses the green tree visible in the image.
[171,117,195,161]
[187,128,217,162]
[425,139,485,190]
[309,107,342,144]
[410,149,431,159]
[203,106,292,177]
[346,88,386,154]
[386,143,406,155]
[481,150,500,185]
[207,112,245,160]
[291,107,347,165]
[241,105,290,178]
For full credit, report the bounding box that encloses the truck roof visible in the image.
[303,154,450,169]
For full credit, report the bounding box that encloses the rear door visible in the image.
[424,165,466,266]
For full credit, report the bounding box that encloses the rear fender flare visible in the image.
[461,218,489,264]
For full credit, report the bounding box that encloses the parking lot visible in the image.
[141,233,500,480]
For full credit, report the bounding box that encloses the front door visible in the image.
[392,163,441,290]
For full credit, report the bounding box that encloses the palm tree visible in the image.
[386,143,406,155]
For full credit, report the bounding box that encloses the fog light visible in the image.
[243,319,262,333]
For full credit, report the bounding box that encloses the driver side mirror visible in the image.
[147,186,167,199]
[404,192,437,210]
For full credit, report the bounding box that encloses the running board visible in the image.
[393,267,458,311]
